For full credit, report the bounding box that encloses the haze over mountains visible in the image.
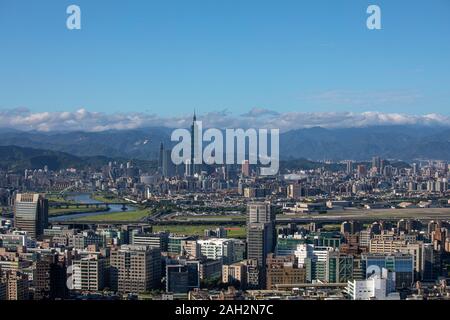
[1,125,449,162]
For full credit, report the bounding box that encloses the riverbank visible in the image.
[49,207,110,217]
[48,193,138,222]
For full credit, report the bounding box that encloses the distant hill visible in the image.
[0,146,156,172]
[279,125,450,161]
[0,125,450,161]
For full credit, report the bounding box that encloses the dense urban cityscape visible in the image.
[1,2,449,315]
[0,115,450,301]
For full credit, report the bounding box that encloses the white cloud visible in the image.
[0,107,449,132]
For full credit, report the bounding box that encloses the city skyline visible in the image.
[1,0,450,306]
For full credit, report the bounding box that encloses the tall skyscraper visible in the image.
[346,160,353,174]
[162,149,176,177]
[14,193,48,240]
[241,160,250,177]
[33,253,67,300]
[158,142,164,172]
[247,202,274,224]
[190,111,201,176]
[246,202,275,288]
[372,156,381,173]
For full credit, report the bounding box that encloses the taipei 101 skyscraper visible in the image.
[190,111,201,176]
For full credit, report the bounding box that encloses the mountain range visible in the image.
[0,125,449,162]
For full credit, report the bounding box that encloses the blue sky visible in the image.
[0,0,449,118]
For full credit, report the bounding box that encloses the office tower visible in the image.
[14,193,48,240]
[357,164,367,178]
[72,255,106,292]
[295,244,334,282]
[110,245,161,294]
[362,253,414,289]
[166,262,200,293]
[341,221,362,235]
[275,235,305,256]
[131,232,169,252]
[287,183,302,199]
[33,253,67,300]
[168,235,193,255]
[190,112,201,176]
[372,156,381,173]
[412,163,418,175]
[246,201,275,288]
[158,142,164,172]
[162,149,176,177]
[247,223,274,270]
[247,202,274,224]
[346,160,353,174]
[326,251,354,283]
[184,159,192,177]
[341,221,352,234]
[241,160,250,177]
[265,254,306,290]
[197,238,245,264]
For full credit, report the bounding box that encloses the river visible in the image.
[49,193,136,222]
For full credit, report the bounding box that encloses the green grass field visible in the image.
[73,208,150,222]
[91,193,123,203]
[46,194,75,204]
[173,215,246,222]
[49,206,103,216]
[152,225,246,238]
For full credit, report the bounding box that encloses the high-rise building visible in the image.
[110,245,161,294]
[346,160,353,174]
[241,160,250,177]
[287,183,302,199]
[190,112,202,176]
[162,149,176,178]
[132,232,169,252]
[158,142,164,172]
[14,193,48,240]
[33,253,67,300]
[246,202,275,288]
[362,253,414,289]
[1,271,29,300]
[247,202,274,224]
[326,251,354,283]
[72,255,106,292]
[197,238,245,264]
[166,261,200,293]
[372,156,381,173]
[357,165,367,178]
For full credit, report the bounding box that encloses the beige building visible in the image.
[110,245,161,294]
[265,254,306,290]
[72,255,105,292]
[14,193,48,240]
[1,271,29,300]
